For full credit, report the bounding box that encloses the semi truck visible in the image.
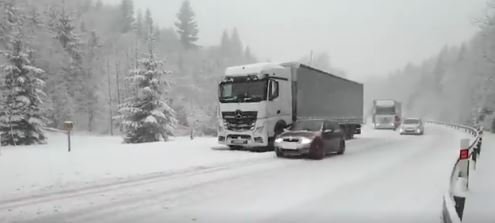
[372,99,402,130]
[217,62,364,149]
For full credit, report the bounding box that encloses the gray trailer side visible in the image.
[283,63,364,138]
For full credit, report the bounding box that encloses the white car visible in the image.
[399,118,424,135]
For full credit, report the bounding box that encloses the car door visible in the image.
[322,121,334,152]
[329,122,343,151]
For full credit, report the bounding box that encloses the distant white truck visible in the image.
[372,99,402,130]
[216,62,364,149]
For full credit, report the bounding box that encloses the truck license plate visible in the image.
[232,139,247,145]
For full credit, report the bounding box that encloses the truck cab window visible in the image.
[269,80,279,101]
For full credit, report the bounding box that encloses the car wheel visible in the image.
[275,148,284,158]
[309,140,325,160]
[337,139,345,155]
[229,145,242,150]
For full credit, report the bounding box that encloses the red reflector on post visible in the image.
[460,149,469,160]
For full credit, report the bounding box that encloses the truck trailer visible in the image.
[217,62,364,149]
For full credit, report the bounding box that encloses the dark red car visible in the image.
[274,119,346,159]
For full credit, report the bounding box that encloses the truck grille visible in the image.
[222,111,257,131]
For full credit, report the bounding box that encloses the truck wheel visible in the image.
[337,139,345,155]
[309,140,325,160]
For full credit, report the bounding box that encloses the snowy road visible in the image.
[0,125,470,223]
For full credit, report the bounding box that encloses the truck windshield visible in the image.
[290,120,323,132]
[219,80,267,103]
[376,106,396,115]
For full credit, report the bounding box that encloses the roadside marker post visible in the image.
[64,121,74,152]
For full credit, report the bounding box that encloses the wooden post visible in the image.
[64,121,74,152]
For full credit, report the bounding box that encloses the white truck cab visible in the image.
[217,63,292,148]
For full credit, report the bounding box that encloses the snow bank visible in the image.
[0,133,270,198]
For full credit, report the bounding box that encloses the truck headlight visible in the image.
[254,125,264,134]
[300,137,312,145]
[416,129,421,133]
[275,138,283,143]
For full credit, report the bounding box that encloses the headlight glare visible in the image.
[275,138,283,143]
[300,137,312,144]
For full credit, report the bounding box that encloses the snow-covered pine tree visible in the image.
[0,36,47,146]
[175,0,198,49]
[117,50,176,143]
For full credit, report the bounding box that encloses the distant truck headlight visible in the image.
[300,137,312,145]
[275,138,283,143]
[416,129,421,133]
[399,128,404,133]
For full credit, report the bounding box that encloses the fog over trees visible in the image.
[366,2,495,126]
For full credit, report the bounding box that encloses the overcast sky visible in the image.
[104,0,486,81]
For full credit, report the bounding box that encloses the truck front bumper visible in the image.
[374,122,396,129]
[218,131,269,147]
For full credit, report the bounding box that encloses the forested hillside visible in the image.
[0,0,256,144]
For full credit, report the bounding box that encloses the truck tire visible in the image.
[337,139,345,155]
[309,140,325,160]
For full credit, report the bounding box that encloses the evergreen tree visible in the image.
[244,46,256,63]
[0,37,47,146]
[83,31,101,132]
[220,29,230,55]
[144,8,153,35]
[174,0,198,49]
[0,0,21,48]
[51,7,85,128]
[120,0,134,33]
[117,31,177,143]
[135,9,143,37]
[230,28,243,57]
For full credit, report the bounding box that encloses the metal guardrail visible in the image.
[427,121,483,223]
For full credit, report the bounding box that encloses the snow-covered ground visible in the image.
[463,132,495,223]
[0,133,271,198]
[0,124,472,222]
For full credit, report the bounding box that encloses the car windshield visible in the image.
[290,120,323,131]
[219,80,267,103]
[403,119,420,124]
